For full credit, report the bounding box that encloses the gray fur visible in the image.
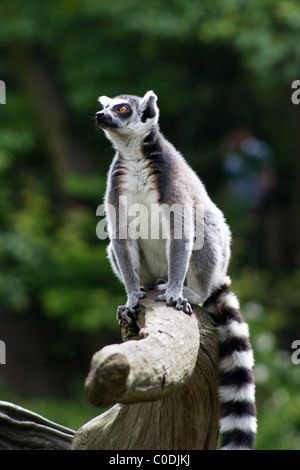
[96,91,257,450]
[96,90,231,322]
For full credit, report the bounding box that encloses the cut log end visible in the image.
[85,352,130,407]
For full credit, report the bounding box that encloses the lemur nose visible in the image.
[95,112,105,124]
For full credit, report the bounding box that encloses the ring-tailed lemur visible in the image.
[95,91,257,450]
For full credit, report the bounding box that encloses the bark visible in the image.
[0,401,74,450]
[73,290,220,450]
[0,291,220,450]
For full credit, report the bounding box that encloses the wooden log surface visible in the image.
[85,291,202,406]
[0,291,220,450]
[0,400,74,450]
[73,291,220,450]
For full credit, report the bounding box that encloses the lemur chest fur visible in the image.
[120,158,157,198]
[119,155,168,280]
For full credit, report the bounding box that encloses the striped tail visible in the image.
[203,279,257,450]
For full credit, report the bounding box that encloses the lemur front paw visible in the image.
[117,304,139,324]
[117,290,146,324]
[155,293,193,315]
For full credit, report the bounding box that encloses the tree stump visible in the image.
[0,291,220,450]
[72,290,220,450]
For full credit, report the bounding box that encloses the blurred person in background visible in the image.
[222,127,279,270]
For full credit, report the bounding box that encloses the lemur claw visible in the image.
[117,304,139,324]
[181,298,193,315]
[139,289,147,299]
[155,293,193,315]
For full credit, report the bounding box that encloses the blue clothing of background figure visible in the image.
[223,128,276,210]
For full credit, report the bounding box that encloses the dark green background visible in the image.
[0,0,300,449]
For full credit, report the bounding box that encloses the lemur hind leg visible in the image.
[107,242,146,323]
[154,279,168,292]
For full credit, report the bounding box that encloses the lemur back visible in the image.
[96,91,257,450]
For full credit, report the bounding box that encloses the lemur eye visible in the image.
[119,105,128,113]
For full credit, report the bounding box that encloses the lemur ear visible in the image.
[140,90,158,123]
[98,96,112,108]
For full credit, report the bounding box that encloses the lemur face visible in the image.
[95,91,159,138]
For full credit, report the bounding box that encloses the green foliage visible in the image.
[0,0,300,450]
[0,173,124,331]
[0,377,100,431]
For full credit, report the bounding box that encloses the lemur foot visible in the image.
[117,290,146,324]
[155,293,193,315]
[155,279,168,292]
[117,304,139,324]
[139,288,147,298]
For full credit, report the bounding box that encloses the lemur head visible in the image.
[95,91,159,143]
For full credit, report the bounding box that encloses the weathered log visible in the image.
[72,290,220,450]
[0,400,74,450]
[85,291,201,406]
[0,291,220,450]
